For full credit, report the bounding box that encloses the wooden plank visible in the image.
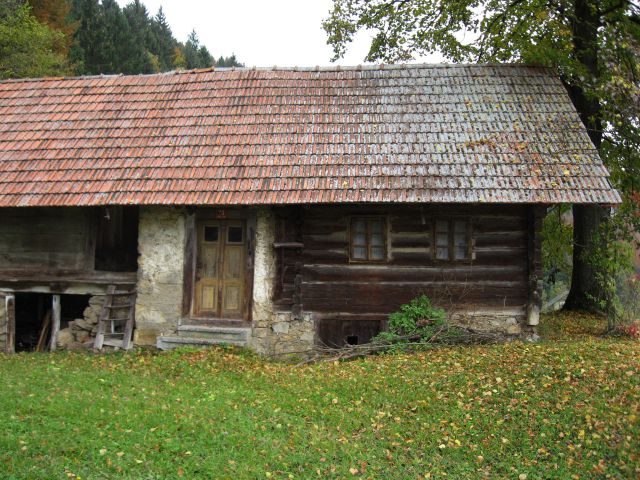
[182,212,196,317]
[36,310,51,352]
[0,208,93,272]
[5,295,15,354]
[94,285,116,350]
[121,292,136,350]
[49,295,61,352]
[526,205,545,326]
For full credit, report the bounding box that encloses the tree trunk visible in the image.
[563,0,606,312]
[564,204,608,311]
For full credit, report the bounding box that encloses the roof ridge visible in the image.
[0,62,553,84]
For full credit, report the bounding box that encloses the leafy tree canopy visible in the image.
[0,1,69,79]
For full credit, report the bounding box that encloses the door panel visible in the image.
[194,221,246,319]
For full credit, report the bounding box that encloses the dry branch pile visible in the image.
[289,325,505,365]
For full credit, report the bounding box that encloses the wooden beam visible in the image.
[6,295,15,354]
[526,206,545,326]
[49,295,61,351]
[181,212,196,318]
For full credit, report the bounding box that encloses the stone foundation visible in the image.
[449,310,535,338]
[134,207,186,345]
[250,208,315,355]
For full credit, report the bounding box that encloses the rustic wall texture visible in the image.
[135,207,186,345]
[0,295,7,353]
[250,208,315,355]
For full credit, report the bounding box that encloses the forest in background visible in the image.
[0,0,242,79]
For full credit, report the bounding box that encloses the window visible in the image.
[350,217,386,261]
[227,226,243,243]
[434,218,471,261]
[204,226,219,242]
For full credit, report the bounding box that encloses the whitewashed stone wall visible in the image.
[250,208,315,355]
[134,207,186,345]
[450,310,533,337]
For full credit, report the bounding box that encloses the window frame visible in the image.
[432,217,472,263]
[348,216,388,263]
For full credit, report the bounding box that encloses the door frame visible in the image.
[182,208,256,324]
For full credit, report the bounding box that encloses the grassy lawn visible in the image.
[0,314,638,479]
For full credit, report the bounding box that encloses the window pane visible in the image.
[227,226,243,243]
[352,232,367,245]
[352,219,366,232]
[454,220,467,234]
[436,220,449,233]
[436,247,449,260]
[370,219,383,234]
[455,246,468,260]
[454,232,467,246]
[370,232,384,246]
[204,226,219,242]
[370,246,385,260]
[436,232,449,247]
[352,246,367,260]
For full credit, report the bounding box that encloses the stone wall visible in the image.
[0,295,7,353]
[449,310,536,339]
[250,208,315,355]
[135,207,186,345]
[57,295,104,349]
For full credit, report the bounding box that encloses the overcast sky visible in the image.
[115,0,444,67]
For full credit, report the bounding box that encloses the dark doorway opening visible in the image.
[13,293,91,352]
[318,319,381,348]
[95,206,139,272]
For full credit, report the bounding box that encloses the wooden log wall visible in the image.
[274,204,534,346]
[0,208,95,272]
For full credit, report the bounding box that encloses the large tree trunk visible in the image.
[563,0,606,312]
[564,204,608,311]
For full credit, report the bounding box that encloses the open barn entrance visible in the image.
[13,293,91,352]
[95,206,139,272]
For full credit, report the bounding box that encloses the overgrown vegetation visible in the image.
[373,295,451,346]
[0,313,638,479]
[541,204,573,307]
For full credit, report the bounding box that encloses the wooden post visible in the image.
[526,206,545,326]
[292,268,302,318]
[6,295,15,354]
[49,295,61,351]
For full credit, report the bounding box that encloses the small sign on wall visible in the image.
[215,210,227,219]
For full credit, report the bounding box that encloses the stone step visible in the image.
[177,325,251,342]
[156,335,247,350]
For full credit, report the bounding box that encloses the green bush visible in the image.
[374,295,453,348]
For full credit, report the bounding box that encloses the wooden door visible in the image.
[194,221,246,319]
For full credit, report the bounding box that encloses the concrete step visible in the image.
[177,325,251,342]
[156,335,247,350]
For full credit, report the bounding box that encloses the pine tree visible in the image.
[69,0,108,74]
[150,7,175,71]
[122,0,155,73]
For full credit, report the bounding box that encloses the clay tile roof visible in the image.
[0,64,621,207]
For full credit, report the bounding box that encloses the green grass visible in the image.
[0,314,638,479]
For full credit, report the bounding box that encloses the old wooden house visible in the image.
[0,64,620,354]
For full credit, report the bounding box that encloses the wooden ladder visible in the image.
[94,285,136,350]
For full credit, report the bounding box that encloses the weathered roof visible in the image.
[0,64,620,207]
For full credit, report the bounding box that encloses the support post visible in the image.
[527,206,545,326]
[6,295,15,354]
[50,295,61,351]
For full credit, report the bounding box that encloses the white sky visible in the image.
[116,0,445,67]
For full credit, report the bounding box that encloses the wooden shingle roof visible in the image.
[0,64,620,207]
